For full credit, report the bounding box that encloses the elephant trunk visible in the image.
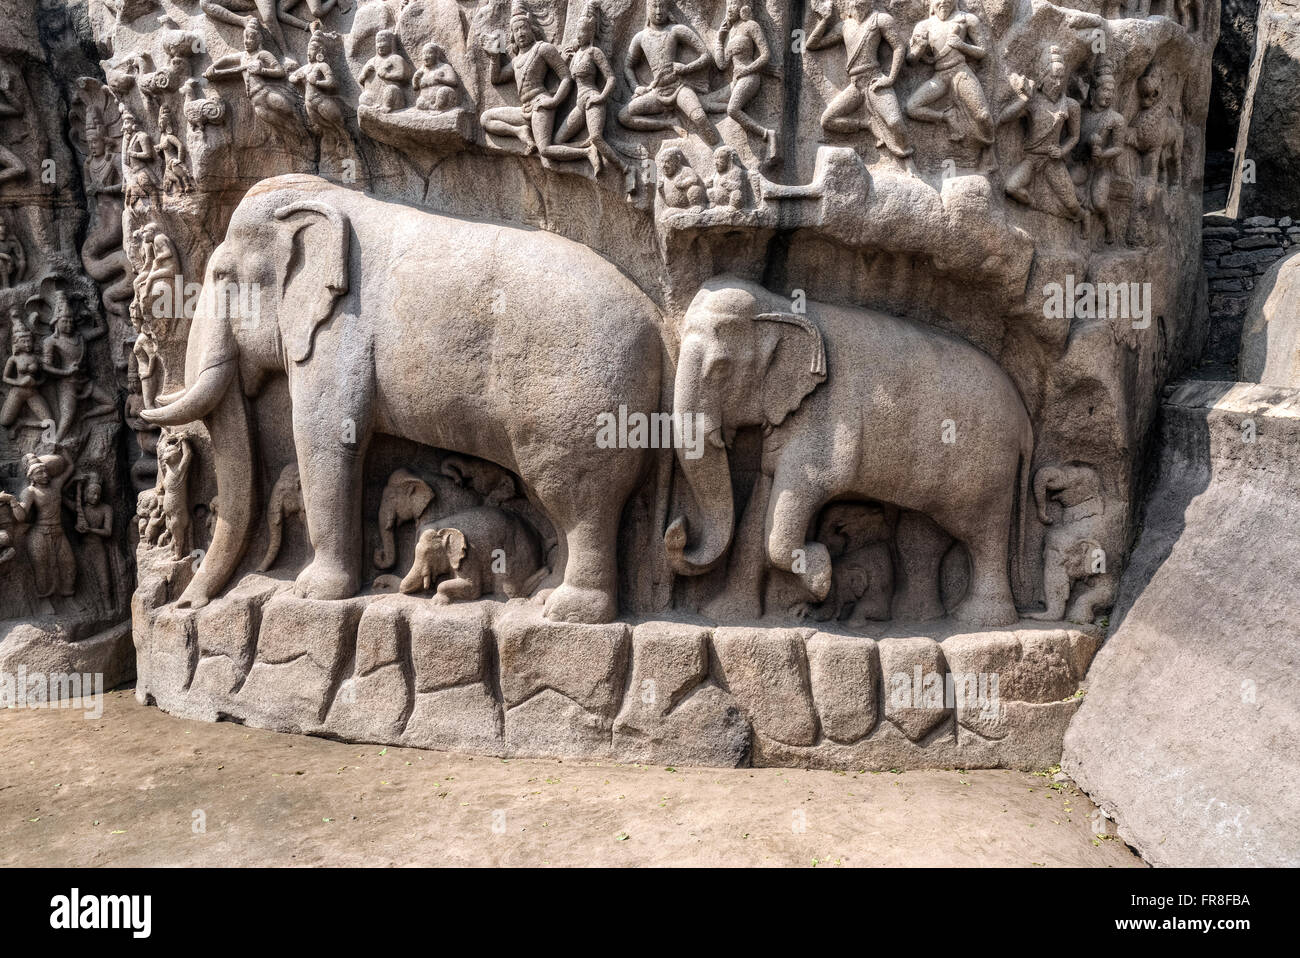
[176,383,256,609]
[374,501,398,570]
[141,298,239,427]
[665,351,734,575]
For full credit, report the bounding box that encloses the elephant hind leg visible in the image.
[950,516,1017,627]
[541,507,619,624]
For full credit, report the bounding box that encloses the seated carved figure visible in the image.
[412,41,460,112]
[399,506,546,603]
[658,147,708,211]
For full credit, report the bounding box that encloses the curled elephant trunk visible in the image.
[665,353,735,575]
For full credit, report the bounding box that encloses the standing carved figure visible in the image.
[1,311,52,434]
[0,63,26,185]
[480,2,593,167]
[905,0,993,149]
[0,221,24,287]
[1025,464,1118,623]
[0,451,76,598]
[703,0,775,160]
[1081,60,1131,244]
[999,46,1083,221]
[557,0,633,188]
[204,17,303,143]
[156,431,193,560]
[75,471,116,608]
[619,0,719,145]
[132,319,164,409]
[357,28,410,113]
[41,293,115,440]
[290,25,353,166]
[412,41,461,112]
[807,0,913,169]
[156,104,196,195]
[120,112,161,210]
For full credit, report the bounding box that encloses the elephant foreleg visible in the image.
[764,469,832,602]
[1025,546,1070,621]
[291,402,369,601]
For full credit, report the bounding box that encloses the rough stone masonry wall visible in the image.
[1201,211,1295,369]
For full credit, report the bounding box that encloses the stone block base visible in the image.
[133,577,1099,769]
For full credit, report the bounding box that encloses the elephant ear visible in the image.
[273,200,351,364]
[439,528,468,570]
[403,476,435,519]
[754,312,827,428]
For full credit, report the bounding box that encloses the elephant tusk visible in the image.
[141,358,236,426]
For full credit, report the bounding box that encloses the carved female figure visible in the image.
[40,293,116,440]
[999,46,1083,221]
[480,2,592,168]
[132,320,164,409]
[156,104,196,195]
[1081,63,1130,243]
[76,471,116,607]
[0,451,76,598]
[357,28,409,113]
[556,1,632,188]
[412,41,460,112]
[1,312,52,433]
[905,0,993,147]
[204,18,302,142]
[290,29,353,165]
[704,0,774,159]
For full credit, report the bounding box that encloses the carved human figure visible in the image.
[0,64,26,185]
[657,145,708,210]
[807,0,913,168]
[258,461,304,571]
[290,27,353,166]
[132,319,165,409]
[198,0,307,56]
[0,451,76,598]
[905,0,993,149]
[75,471,115,607]
[481,3,594,167]
[120,112,160,210]
[999,46,1083,221]
[0,221,24,288]
[708,144,746,208]
[702,0,774,159]
[1025,464,1118,623]
[41,293,115,440]
[136,487,166,545]
[412,41,460,112]
[0,529,13,568]
[357,28,410,113]
[399,507,546,603]
[204,17,303,143]
[1128,71,1182,201]
[1081,62,1131,244]
[156,104,196,195]
[619,0,719,145]
[156,431,193,560]
[556,0,633,188]
[1,312,52,434]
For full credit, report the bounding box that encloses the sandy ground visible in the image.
[0,689,1142,867]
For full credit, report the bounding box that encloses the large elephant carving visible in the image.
[665,276,1034,626]
[142,173,664,623]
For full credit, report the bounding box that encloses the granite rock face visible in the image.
[1229,0,1300,217]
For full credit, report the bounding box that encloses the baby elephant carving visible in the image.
[400,507,546,604]
[258,462,303,571]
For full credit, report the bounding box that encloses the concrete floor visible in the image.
[0,688,1142,867]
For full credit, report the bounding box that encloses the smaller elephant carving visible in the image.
[812,503,896,625]
[440,454,516,507]
[373,466,481,572]
[1025,464,1121,623]
[258,463,304,571]
[399,507,546,604]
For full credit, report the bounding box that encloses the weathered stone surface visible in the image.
[495,605,629,718]
[403,683,503,753]
[407,600,491,693]
[1239,248,1300,386]
[805,632,879,744]
[1230,0,1300,217]
[714,627,817,747]
[878,636,951,743]
[1064,381,1300,866]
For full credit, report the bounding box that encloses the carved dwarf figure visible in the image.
[41,292,115,440]
[204,17,303,143]
[557,0,634,188]
[357,28,410,113]
[481,2,594,168]
[807,0,913,169]
[1000,46,1083,221]
[156,104,196,195]
[905,0,994,149]
[0,451,76,598]
[708,144,746,208]
[291,25,354,166]
[136,487,166,546]
[412,40,461,112]
[0,220,24,287]
[702,0,775,160]
[1,311,52,434]
[1026,464,1119,623]
[657,145,708,210]
[1080,60,1132,244]
[620,0,719,145]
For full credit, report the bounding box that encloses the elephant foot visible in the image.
[543,583,616,624]
[951,591,1018,628]
[796,542,833,602]
[175,587,212,611]
[429,593,451,606]
[294,561,358,601]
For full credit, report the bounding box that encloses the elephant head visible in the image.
[140,177,351,608]
[665,276,826,575]
[374,468,435,569]
[400,526,468,595]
